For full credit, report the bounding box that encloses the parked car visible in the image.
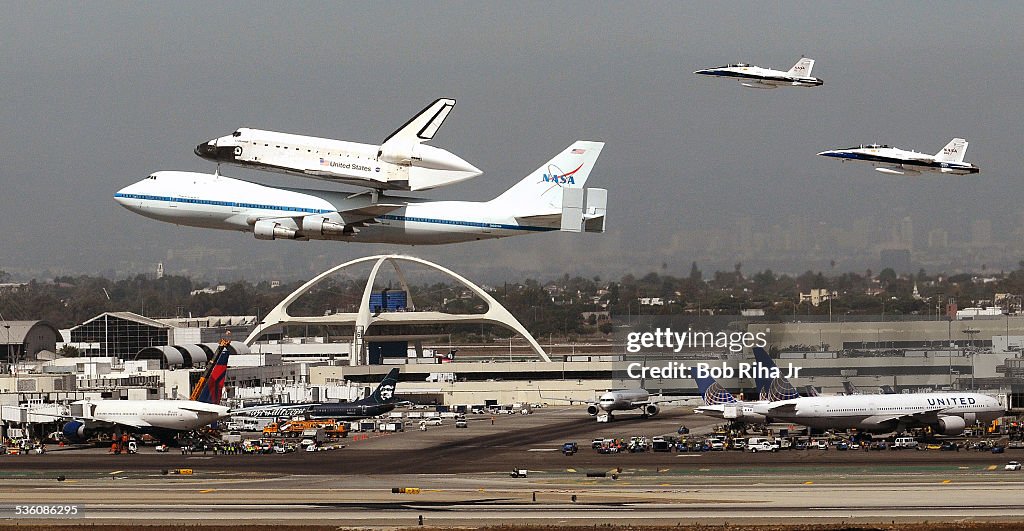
[562,442,578,455]
[592,438,604,450]
[1005,461,1021,471]
[455,419,468,428]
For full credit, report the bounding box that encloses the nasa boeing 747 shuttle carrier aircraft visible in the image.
[115,141,607,245]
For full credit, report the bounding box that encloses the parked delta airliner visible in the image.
[115,141,607,245]
[59,344,233,443]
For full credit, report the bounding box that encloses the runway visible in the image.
[2,407,1024,526]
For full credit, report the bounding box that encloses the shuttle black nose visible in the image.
[195,142,217,158]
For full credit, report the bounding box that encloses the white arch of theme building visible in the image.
[244,255,550,364]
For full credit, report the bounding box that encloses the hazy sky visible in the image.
[2,2,1021,282]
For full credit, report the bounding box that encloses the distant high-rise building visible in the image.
[971,219,993,246]
[156,262,164,279]
[927,228,949,249]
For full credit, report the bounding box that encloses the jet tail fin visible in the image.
[695,375,738,405]
[380,98,456,147]
[196,339,231,405]
[492,141,605,231]
[367,368,400,404]
[787,57,814,77]
[935,138,968,163]
[753,347,801,401]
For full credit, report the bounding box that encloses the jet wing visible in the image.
[865,407,947,426]
[538,394,596,406]
[634,396,680,407]
[763,403,799,416]
[338,203,405,225]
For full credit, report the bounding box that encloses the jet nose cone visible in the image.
[113,184,136,210]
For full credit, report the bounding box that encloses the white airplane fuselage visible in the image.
[114,172,557,245]
[81,399,231,431]
[695,401,768,423]
[753,393,1003,434]
[818,144,979,175]
[693,64,823,88]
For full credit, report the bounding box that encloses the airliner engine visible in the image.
[253,219,298,240]
[936,416,967,435]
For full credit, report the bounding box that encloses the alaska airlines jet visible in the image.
[818,138,979,175]
[60,346,233,443]
[115,142,607,244]
[234,368,402,420]
[694,57,822,88]
[195,98,482,191]
[752,392,1004,435]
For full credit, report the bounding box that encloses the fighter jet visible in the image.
[818,138,979,175]
[693,57,822,88]
[195,98,482,192]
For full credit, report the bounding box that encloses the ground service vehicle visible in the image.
[893,437,919,449]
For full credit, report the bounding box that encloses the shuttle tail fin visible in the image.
[787,57,814,77]
[935,138,968,163]
[490,141,605,231]
[695,375,738,405]
[380,98,456,146]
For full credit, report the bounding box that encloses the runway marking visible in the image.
[199,489,216,493]
[942,479,952,484]
[986,465,998,471]
[566,468,576,473]
[528,449,558,452]
[676,455,703,457]
[109,470,124,475]
[803,481,813,485]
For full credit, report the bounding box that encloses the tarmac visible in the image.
[2,406,1024,526]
